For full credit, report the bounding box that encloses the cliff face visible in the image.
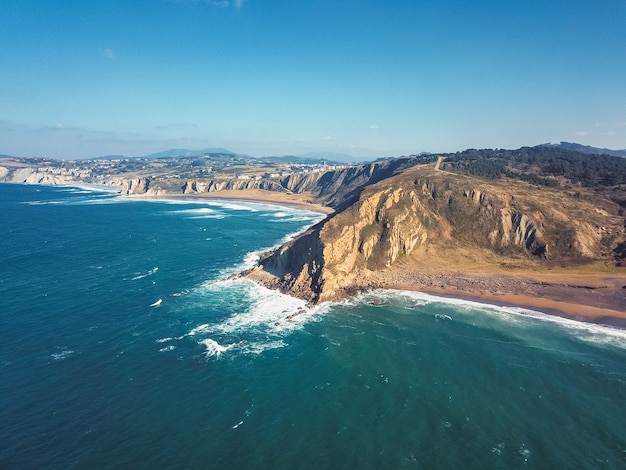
[182,179,288,194]
[246,166,626,303]
[279,158,418,209]
[177,158,417,208]
[0,157,419,206]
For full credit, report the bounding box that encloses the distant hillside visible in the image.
[137,148,238,159]
[262,155,345,165]
[264,152,358,164]
[442,145,626,188]
[296,152,359,163]
[541,142,626,158]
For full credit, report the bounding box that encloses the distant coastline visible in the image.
[4,149,625,330]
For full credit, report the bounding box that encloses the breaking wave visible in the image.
[186,278,319,359]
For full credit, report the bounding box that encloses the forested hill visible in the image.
[440,146,626,189]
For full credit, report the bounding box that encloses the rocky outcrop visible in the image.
[279,157,419,209]
[182,179,288,194]
[246,166,626,303]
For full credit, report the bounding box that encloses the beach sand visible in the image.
[149,189,334,215]
[377,250,626,328]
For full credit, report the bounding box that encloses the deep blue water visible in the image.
[1,183,625,469]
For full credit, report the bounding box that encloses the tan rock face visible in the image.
[248,166,625,303]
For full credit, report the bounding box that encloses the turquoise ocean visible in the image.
[1,183,625,469]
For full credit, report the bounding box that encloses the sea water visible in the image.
[1,184,625,469]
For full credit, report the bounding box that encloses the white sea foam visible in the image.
[205,201,260,212]
[150,299,163,307]
[188,278,320,358]
[167,207,227,219]
[23,200,64,205]
[51,349,74,360]
[159,345,176,352]
[212,279,314,334]
[176,207,216,215]
[189,323,210,335]
[131,267,159,280]
[216,245,275,277]
[156,337,172,343]
[64,184,121,194]
[201,338,235,358]
[367,289,626,349]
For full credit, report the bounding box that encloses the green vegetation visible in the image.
[442,146,626,188]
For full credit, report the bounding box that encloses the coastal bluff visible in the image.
[245,164,626,305]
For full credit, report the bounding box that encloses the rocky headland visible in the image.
[243,155,626,324]
[3,148,626,324]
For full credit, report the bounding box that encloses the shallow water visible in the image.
[1,184,625,469]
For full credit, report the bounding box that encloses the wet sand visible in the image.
[378,270,626,328]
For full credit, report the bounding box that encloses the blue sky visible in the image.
[2,0,626,159]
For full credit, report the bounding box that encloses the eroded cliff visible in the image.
[246,165,626,303]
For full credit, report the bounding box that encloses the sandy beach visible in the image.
[375,249,626,328]
[382,272,626,329]
[144,189,334,215]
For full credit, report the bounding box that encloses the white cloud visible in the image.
[103,48,115,59]
[575,131,588,137]
[324,135,332,141]
[370,124,380,130]
[233,0,246,7]
[603,131,616,136]
[51,123,80,131]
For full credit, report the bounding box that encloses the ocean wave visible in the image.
[262,211,291,218]
[199,338,236,358]
[23,200,65,206]
[130,267,159,280]
[188,279,320,359]
[165,207,228,219]
[50,349,74,360]
[215,245,276,278]
[205,201,260,212]
[356,289,626,349]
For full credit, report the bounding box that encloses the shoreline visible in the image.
[387,284,626,329]
[176,189,626,330]
[8,182,626,329]
[130,189,334,215]
[377,269,626,329]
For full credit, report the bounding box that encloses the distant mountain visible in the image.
[262,155,344,165]
[541,142,626,158]
[263,152,358,165]
[137,148,238,159]
[296,152,359,163]
[88,154,128,161]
